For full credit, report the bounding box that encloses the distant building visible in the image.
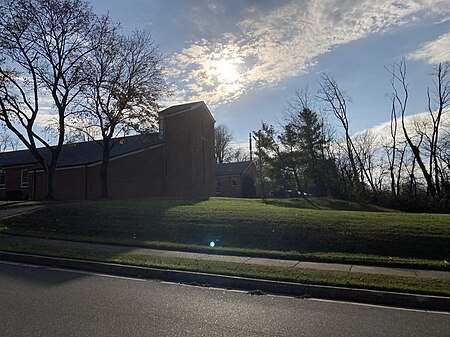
[216,161,257,198]
[0,101,216,200]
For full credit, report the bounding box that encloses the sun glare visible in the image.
[211,59,241,85]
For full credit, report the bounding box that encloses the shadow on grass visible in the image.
[0,197,207,286]
[264,198,397,212]
[1,196,448,277]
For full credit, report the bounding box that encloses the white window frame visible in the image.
[21,169,29,188]
[0,169,5,189]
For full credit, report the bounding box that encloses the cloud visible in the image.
[35,110,57,127]
[355,110,450,147]
[169,0,450,107]
[408,31,450,64]
[169,40,248,106]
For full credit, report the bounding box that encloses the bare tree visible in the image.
[386,92,399,195]
[403,148,420,198]
[214,124,234,164]
[438,131,450,196]
[426,63,450,199]
[383,87,409,197]
[0,0,96,198]
[391,61,432,197]
[284,87,314,121]
[0,128,20,152]
[68,20,167,198]
[230,147,250,162]
[387,60,450,202]
[353,130,379,193]
[318,74,377,194]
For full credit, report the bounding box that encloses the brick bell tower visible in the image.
[158,101,216,198]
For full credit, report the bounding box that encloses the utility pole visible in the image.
[249,133,253,161]
[253,132,265,201]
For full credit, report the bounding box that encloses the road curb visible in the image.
[1,250,449,312]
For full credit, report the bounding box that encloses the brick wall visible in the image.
[1,102,216,200]
[0,165,34,199]
[216,175,242,197]
[28,145,165,200]
[163,103,215,198]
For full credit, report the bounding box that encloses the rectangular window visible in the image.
[21,170,28,188]
[0,169,5,189]
[231,178,238,186]
[216,180,222,195]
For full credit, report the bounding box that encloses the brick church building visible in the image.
[0,101,216,200]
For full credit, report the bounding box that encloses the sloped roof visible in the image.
[159,101,203,116]
[159,101,215,123]
[0,133,163,169]
[216,161,254,176]
[0,101,212,169]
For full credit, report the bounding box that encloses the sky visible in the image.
[88,0,450,149]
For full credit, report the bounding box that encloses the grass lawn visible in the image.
[0,197,449,269]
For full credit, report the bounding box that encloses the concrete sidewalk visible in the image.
[0,233,449,281]
[0,205,44,219]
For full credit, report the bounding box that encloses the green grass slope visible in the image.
[1,197,449,268]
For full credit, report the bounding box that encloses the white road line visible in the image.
[307,298,450,315]
[0,260,146,282]
[160,280,450,315]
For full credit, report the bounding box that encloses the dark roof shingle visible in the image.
[159,101,203,116]
[216,161,254,176]
[0,133,163,168]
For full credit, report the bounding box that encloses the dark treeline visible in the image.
[253,61,450,213]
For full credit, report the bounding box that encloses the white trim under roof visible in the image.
[241,161,254,175]
[0,163,36,169]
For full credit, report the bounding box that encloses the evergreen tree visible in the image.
[254,96,339,197]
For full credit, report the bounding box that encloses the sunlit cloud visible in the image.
[408,31,450,64]
[35,110,57,127]
[169,40,247,106]
[169,0,450,107]
[210,59,242,86]
[355,111,450,147]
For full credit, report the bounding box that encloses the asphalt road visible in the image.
[0,261,449,337]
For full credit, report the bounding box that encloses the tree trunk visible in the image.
[409,142,435,198]
[349,136,377,194]
[396,146,406,196]
[292,166,317,207]
[44,165,55,200]
[390,166,396,195]
[292,166,304,196]
[100,145,111,199]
